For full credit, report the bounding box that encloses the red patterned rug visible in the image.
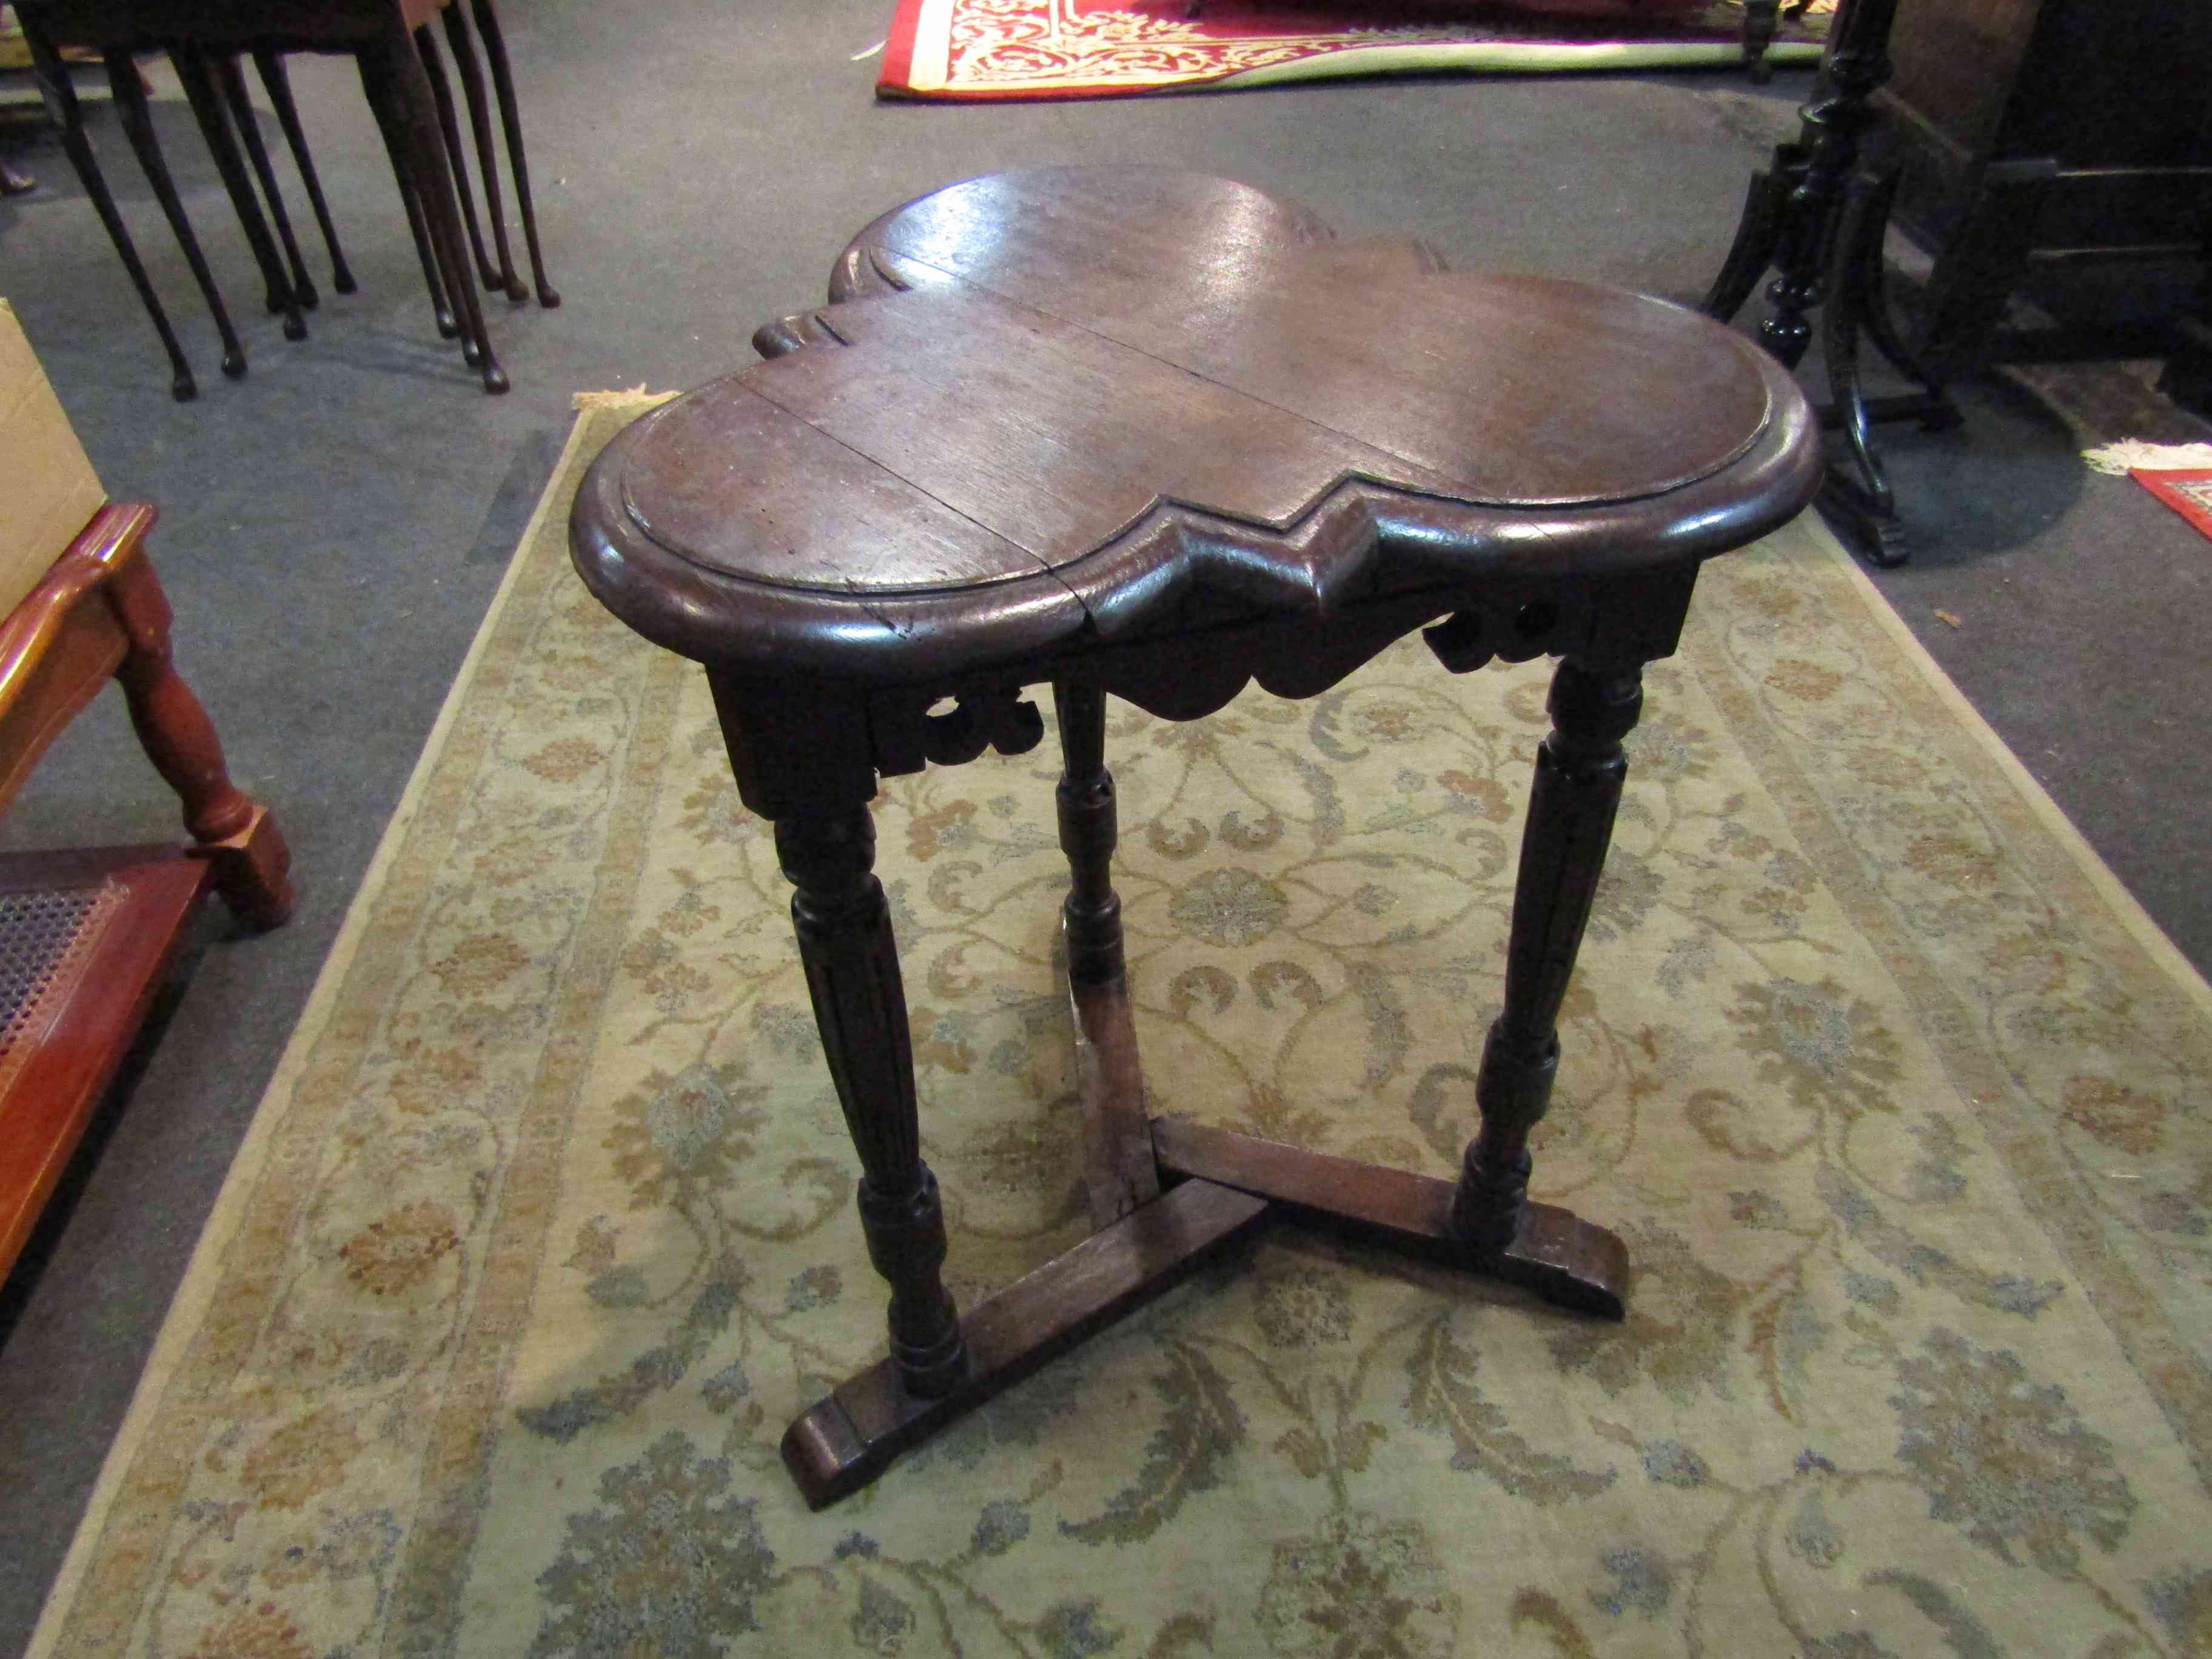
[880,0,1834,99]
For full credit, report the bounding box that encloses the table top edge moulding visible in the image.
[572,173,1820,690]
[568,166,1824,1509]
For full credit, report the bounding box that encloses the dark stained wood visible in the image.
[576,167,1825,1508]
[1701,0,1935,567]
[1453,655,1642,1254]
[828,166,1338,310]
[16,18,203,401]
[213,50,317,313]
[412,19,495,294]
[577,284,1811,680]
[466,0,557,307]
[439,4,525,301]
[100,42,252,387]
[1054,679,1124,988]
[254,48,357,296]
[1150,1118,1627,1319]
[172,44,307,341]
[361,24,506,392]
[774,801,965,1399]
[1877,0,2212,412]
[847,213,1767,508]
[357,33,461,343]
[782,1176,1269,1509]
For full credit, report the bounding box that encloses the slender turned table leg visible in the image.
[774,804,966,1399]
[104,548,293,931]
[412,24,498,293]
[441,5,526,301]
[1055,681,1158,1228]
[469,0,559,307]
[214,54,316,311]
[255,50,355,294]
[1452,656,1642,1254]
[104,49,247,385]
[358,50,458,341]
[21,25,199,401]
[1056,681,1123,987]
[172,46,307,342]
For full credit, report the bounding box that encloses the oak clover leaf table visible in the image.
[571,167,1823,1508]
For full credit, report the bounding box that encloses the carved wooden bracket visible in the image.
[920,690,1044,765]
[869,686,1046,778]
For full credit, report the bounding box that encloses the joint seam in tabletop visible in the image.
[622,398,1761,614]
[621,381,1063,589]
[851,249,1778,508]
[726,297,1466,545]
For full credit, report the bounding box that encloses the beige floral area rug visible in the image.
[33,394,2212,1658]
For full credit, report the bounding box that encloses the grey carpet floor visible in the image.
[1,0,2207,1645]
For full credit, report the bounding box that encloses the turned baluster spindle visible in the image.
[1452,657,1643,1254]
[108,568,257,850]
[775,805,966,1398]
[1054,682,1125,986]
[1755,0,1900,367]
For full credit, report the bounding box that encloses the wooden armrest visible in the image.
[0,500,292,930]
[0,503,152,819]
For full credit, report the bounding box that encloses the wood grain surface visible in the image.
[573,168,1821,684]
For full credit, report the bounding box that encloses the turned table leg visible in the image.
[357,47,458,341]
[774,803,966,1399]
[104,47,247,386]
[469,0,559,308]
[102,546,293,932]
[440,5,526,301]
[214,54,317,312]
[254,50,355,295]
[21,23,199,402]
[172,46,307,342]
[1056,680,1124,986]
[1054,681,1158,1228]
[1452,656,1642,1253]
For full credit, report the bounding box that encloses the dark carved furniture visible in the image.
[1709,0,2212,560]
[0,503,293,1284]
[571,167,1823,1508]
[1703,0,1955,567]
[1875,0,2212,413]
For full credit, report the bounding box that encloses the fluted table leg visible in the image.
[775,803,966,1400]
[1452,656,1641,1254]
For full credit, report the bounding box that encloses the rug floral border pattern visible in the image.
[887,0,1832,99]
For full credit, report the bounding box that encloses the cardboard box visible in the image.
[0,298,107,618]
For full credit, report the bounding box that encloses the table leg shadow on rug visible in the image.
[31,391,2212,1658]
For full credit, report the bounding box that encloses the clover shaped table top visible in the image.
[566,169,1826,1510]
[572,167,1821,690]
